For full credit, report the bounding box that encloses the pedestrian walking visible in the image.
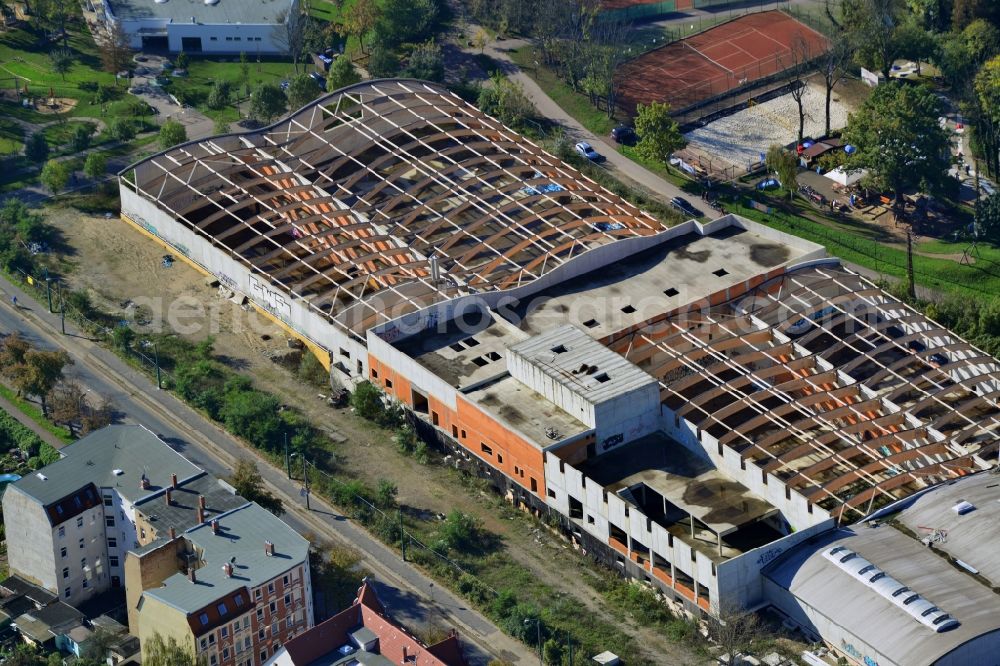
[11,295,17,308]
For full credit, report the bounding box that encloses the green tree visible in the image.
[843,0,905,79]
[286,73,321,110]
[71,123,93,153]
[975,55,1000,177]
[158,118,188,150]
[366,39,399,78]
[338,0,380,53]
[765,144,799,199]
[40,159,70,194]
[108,118,136,143]
[477,72,536,130]
[230,459,284,515]
[842,82,951,205]
[8,348,72,416]
[976,192,1000,240]
[206,79,233,110]
[143,632,203,666]
[953,0,1000,31]
[633,101,685,167]
[24,132,49,163]
[49,47,72,81]
[220,389,282,450]
[213,118,232,135]
[403,39,444,82]
[376,0,438,47]
[374,478,398,509]
[542,638,565,666]
[249,82,287,123]
[326,55,361,92]
[350,381,385,421]
[83,152,108,180]
[175,51,189,70]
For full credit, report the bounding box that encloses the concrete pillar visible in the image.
[670,560,677,589]
[626,534,632,557]
[717,531,723,557]
[690,513,695,538]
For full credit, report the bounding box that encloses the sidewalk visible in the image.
[0,390,66,449]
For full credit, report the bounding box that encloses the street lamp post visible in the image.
[524,618,542,665]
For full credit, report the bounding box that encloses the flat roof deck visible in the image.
[513,227,806,340]
[581,433,781,560]
[464,374,590,446]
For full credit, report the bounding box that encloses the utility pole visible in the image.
[153,342,161,390]
[284,432,290,479]
[906,229,916,301]
[43,267,52,312]
[399,508,406,561]
[58,281,65,335]
[302,455,310,510]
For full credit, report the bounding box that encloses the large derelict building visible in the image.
[119,80,1000,665]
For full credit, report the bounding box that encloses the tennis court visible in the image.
[618,11,829,114]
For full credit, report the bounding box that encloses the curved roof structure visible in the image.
[607,264,998,520]
[122,80,666,334]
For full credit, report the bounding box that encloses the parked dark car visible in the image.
[611,125,637,145]
[670,196,701,217]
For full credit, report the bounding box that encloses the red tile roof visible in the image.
[281,579,467,666]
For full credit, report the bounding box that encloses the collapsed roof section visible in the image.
[123,79,666,335]
[609,264,998,521]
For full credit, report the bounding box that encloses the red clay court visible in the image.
[618,11,829,114]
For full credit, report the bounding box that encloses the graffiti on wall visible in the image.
[841,639,879,666]
[248,274,292,322]
[124,211,190,256]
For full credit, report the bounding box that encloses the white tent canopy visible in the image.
[825,166,868,187]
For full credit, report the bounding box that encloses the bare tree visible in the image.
[81,395,115,434]
[99,21,133,77]
[788,35,814,145]
[583,18,630,119]
[821,35,852,137]
[274,5,307,73]
[711,604,763,665]
[48,380,88,437]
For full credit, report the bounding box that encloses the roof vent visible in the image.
[264,540,274,557]
[154,0,167,3]
[204,0,218,5]
[952,500,975,515]
[112,469,124,476]
[36,472,48,481]
[222,563,233,577]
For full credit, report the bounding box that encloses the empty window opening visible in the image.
[594,373,610,383]
[583,319,599,328]
[472,356,489,367]
[530,477,538,492]
[412,390,429,414]
[568,496,583,519]
[621,304,636,314]
[587,515,595,525]
[385,379,393,389]
[497,453,503,463]
[460,429,467,439]
[371,369,379,379]
[452,425,459,438]
[481,443,493,456]
[339,348,350,358]
[713,268,729,277]
[547,488,556,499]
[664,288,679,297]
[463,337,480,347]
[431,411,439,426]
[551,345,568,354]
[449,342,466,352]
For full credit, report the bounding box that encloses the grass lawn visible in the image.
[0,118,24,155]
[508,46,618,136]
[0,27,118,104]
[165,57,304,121]
[731,196,1000,297]
[307,0,342,22]
[0,383,73,444]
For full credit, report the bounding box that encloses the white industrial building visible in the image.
[101,0,296,54]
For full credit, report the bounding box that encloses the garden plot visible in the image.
[685,83,851,169]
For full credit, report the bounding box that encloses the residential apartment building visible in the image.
[3,425,313,665]
[3,425,200,602]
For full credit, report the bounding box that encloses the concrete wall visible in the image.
[165,23,283,55]
[3,487,58,592]
[134,595,197,662]
[120,190,367,378]
[124,538,185,634]
[593,384,661,453]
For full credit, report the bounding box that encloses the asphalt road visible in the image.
[0,276,528,665]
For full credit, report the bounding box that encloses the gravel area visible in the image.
[685,82,852,169]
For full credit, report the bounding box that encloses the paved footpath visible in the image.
[0,276,529,665]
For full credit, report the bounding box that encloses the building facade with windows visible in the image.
[100,0,296,54]
[3,425,201,602]
[3,425,313,666]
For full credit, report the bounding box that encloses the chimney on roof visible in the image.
[264,541,274,557]
[223,563,233,578]
[187,567,196,584]
[171,473,178,489]
[211,519,219,535]
[402,647,409,660]
[197,496,206,523]
[140,474,150,490]
[168,527,176,539]
[165,488,173,506]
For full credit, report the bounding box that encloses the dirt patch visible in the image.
[0,90,77,114]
